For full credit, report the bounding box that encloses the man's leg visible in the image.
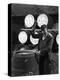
[43,53,50,74]
[39,52,50,74]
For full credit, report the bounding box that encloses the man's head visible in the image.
[40,25,47,34]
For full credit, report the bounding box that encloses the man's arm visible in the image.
[41,34,54,52]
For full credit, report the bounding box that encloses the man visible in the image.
[31,24,53,74]
[38,25,53,74]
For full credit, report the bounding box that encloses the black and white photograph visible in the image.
[8,4,59,76]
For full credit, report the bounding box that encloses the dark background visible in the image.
[11,4,58,53]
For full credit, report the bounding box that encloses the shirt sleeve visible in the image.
[41,33,54,52]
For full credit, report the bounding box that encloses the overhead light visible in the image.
[24,14,35,28]
[56,34,59,45]
[37,13,48,28]
[30,35,39,45]
[18,31,28,44]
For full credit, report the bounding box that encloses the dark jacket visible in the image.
[38,32,53,54]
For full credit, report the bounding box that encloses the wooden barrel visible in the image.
[12,50,39,76]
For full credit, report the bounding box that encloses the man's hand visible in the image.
[36,50,40,54]
[33,49,40,54]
